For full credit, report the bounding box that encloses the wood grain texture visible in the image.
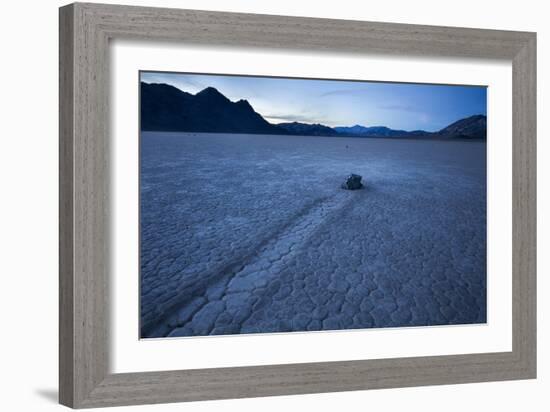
[59,2,537,408]
[59,4,75,407]
[512,35,537,374]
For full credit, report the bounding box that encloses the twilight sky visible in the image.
[140,71,487,132]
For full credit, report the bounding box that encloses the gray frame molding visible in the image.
[59,2,536,408]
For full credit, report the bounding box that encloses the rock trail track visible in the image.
[144,193,354,337]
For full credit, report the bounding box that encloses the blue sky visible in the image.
[141,71,487,132]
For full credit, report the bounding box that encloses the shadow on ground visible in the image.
[35,389,58,404]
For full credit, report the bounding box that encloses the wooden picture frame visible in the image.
[59,2,536,408]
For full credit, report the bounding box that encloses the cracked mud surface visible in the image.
[140,132,486,338]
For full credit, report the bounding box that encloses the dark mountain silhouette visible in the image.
[437,114,487,139]
[141,82,486,140]
[277,122,339,136]
[141,83,283,134]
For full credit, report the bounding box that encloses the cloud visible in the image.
[264,113,320,123]
[175,78,206,90]
[319,88,370,97]
[378,104,425,114]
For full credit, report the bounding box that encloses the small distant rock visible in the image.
[341,174,363,190]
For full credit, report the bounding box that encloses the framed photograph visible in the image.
[59,2,536,408]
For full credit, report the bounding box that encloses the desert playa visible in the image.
[140,132,486,338]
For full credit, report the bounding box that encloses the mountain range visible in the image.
[141,83,281,135]
[333,125,430,138]
[141,82,487,140]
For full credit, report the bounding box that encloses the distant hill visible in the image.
[277,122,339,136]
[437,114,487,139]
[141,83,283,134]
[334,125,431,138]
[141,82,486,140]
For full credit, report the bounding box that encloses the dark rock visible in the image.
[341,174,363,190]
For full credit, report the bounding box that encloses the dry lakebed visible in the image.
[139,132,487,338]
